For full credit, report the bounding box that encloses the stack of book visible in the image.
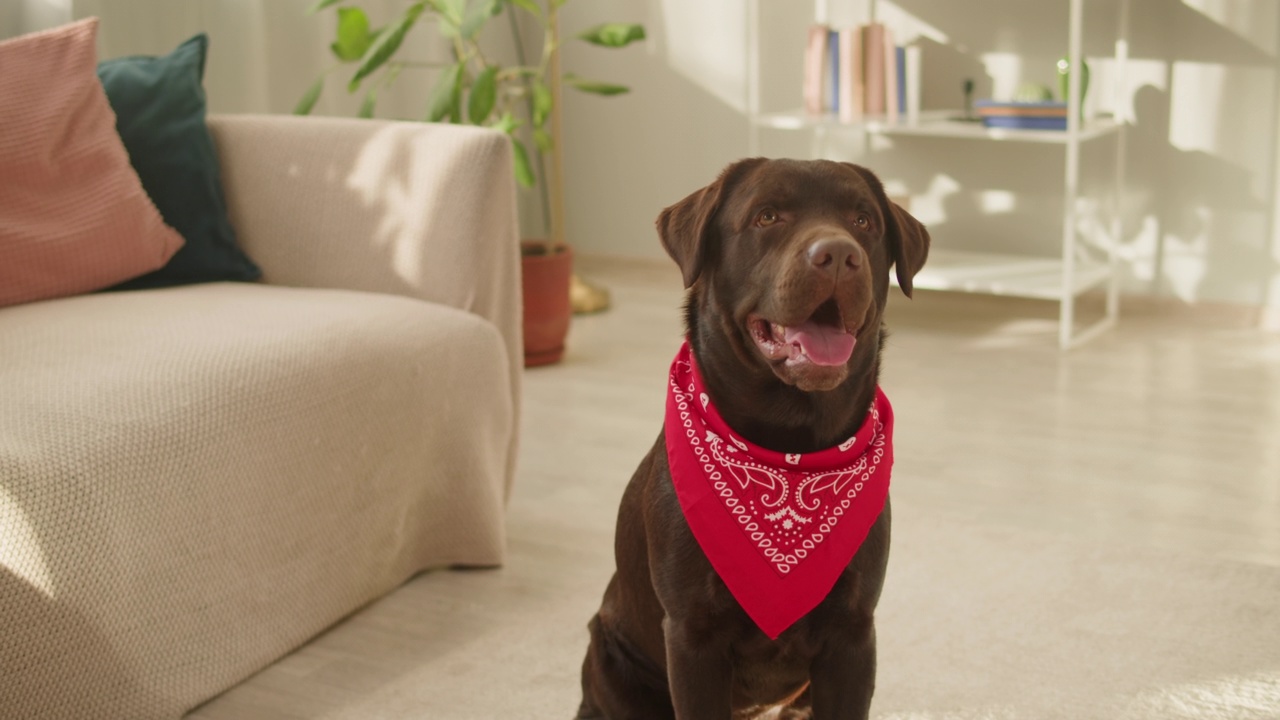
[803,23,920,124]
[973,100,1069,131]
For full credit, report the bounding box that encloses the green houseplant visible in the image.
[296,0,644,365]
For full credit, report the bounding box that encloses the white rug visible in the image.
[874,506,1280,720]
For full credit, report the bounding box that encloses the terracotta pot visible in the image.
[521,240,573,367]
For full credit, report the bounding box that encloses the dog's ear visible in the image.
[884,197,930,298]
[657,159,764,289]
[845,163,930,297]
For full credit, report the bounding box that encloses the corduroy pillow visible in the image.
[98,33,261,289]
[0,18,185,309]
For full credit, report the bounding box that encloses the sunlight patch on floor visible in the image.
[1120,670,1280,719]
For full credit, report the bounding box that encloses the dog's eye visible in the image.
[755,208,780,227]
[854,214,871,230]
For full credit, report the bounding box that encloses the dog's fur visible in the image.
[576,159,930,720]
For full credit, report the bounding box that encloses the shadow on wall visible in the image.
[655,0,747,113]
[1123,0,1280,306]
[71,0,451,119]
[915,36,990,114]
[557,0,754,259]
[858,0,1280,307]
[1128,83,1277,303]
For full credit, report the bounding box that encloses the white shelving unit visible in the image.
[745,0,1131,349]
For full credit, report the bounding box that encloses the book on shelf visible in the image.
[904,45,921,123]
[828,29,840,113]
[895,46,907,116]
[974,100,1069,130]
[883,26,899,122]
[974,100,1068,117]
[861,23,885,116]
[802,21,918,124]
[836,27,863,123]
[980,116,1069,130]
[803,24,828,115]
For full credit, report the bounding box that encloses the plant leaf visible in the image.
[331,7,373,62]
[294,77,325,115]
[491,111,522,135]
[426,62,463,122]
[468,66,499,124]
[349,2,426,91]
[307,0,345,15]
[564,74,630,96]
[439,0,466,25]
[533,127,553,153]
[359,89,377,118]
[532,79,552,127]
[460,0,505,40]
[577,23,646,48]
[508,0,539,15]
[357,63,401,119]
[550,0,568,8]
[510,137,536,188]
[422,0,457,36]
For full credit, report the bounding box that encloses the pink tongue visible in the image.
[782,323,856,366]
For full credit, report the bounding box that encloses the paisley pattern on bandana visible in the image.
[664,341,894,639]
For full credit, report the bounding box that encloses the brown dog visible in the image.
[576,159,929,720]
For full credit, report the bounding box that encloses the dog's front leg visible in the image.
[809,616,876,720]
[663,616,733,720]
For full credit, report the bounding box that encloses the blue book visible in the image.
[974,100,1069,130]
[895,46,906,114]
[981,116,1068,131]
[828,29,840,113]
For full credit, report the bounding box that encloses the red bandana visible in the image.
[664,341,893,639]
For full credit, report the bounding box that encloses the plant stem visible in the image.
[546,1,566,247]
[507,5,552,238]
[393,60,453,68]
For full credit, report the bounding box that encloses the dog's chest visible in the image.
[726,621,819,707]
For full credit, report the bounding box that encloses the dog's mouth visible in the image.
[748,298,858,368]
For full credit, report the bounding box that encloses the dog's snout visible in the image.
[807,237,860,274]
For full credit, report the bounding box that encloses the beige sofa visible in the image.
[0,115,522,719]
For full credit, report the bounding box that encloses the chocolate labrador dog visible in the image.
[576,158,929,720]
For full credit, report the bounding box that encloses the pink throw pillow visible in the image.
[0,18,184,308]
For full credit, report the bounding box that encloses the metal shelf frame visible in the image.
[745,0,1131,349]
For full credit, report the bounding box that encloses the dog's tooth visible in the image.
[787,342,804,362]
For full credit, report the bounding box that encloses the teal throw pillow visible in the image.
[98,34,260,289]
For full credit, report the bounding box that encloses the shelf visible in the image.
[891,248,1113,300]
[751,109,1123,144]
[745,0,1128,348]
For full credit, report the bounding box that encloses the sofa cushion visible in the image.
[0,284,514,719]
[98,33,261,289]
[0,18,185,308]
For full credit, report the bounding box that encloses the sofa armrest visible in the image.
[207,114,522,498]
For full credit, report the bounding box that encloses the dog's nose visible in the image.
[807,237,860,274]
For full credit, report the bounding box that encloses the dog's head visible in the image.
[658,158,929,393]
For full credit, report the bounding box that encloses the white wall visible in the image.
[0,1,419,115]
[555,0,750,263]
[0,0,68,36]
[6,0,1277,309]
[1,0,550,235]
[61,0,465,117]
